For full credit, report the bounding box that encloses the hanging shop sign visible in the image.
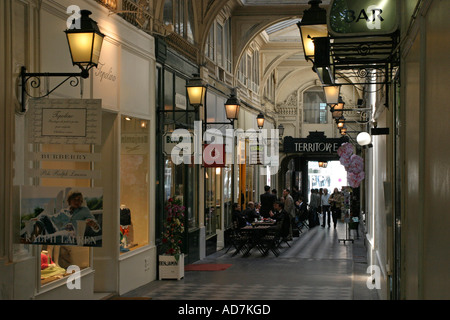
[26,99,102,181]
[28,99,102,145]
[328,0,398,36]
[19,186,103,247]
[283,132,348,155]
[203,144,226,168]
[163,131,194,156]
[249,144,264,165]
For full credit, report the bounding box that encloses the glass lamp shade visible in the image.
[323,85,341,105]
[332,97,345,119]
[340,127,347,135]
[224,93,241,120]
[299,24,328,60]
[225,104,240,121]
[357,132,372,146]
[186,74,207,107]
[331,104,343,119]
[257,113,265,129]
[65,10,104,78]
[297,1,328,61]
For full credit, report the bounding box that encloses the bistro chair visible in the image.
[226,221,249,256]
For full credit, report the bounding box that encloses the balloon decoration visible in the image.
[337,143,365,188]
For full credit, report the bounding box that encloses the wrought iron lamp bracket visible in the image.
[19,66,86,113]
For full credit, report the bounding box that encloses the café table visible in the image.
[238,224,273,257]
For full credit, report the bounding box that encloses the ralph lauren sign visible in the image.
[283,132,348,155]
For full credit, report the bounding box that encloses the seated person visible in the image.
[295,196,309,220]
[243,201,259,222]
[232,203,247,229]
[270,201,291,238]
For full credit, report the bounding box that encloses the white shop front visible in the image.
[2,0,157,299]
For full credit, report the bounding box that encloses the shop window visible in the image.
[120,116,150,253]
[31,144,93,286]
[205,167,220,237]
[163,146,198,230]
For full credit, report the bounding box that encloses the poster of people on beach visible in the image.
[19,186,103,247]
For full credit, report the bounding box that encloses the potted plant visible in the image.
[159,197,185,280]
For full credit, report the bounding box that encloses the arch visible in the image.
[232,16,300,83]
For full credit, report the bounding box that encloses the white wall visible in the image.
[400,0,450,299]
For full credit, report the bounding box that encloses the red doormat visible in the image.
[184,264,232,271]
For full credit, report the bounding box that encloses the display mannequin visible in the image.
[120,205,135,251]
[40,246,66,281]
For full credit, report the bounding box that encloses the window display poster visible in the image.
[19,186,103,247]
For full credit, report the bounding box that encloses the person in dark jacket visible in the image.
[260,185,277,218]
[243,201,259,222]
[232,203,247,229]
[270,201,291,239]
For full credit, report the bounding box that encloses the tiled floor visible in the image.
[121,220,379,300]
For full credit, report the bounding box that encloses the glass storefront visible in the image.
[120,116,150,253]
[156,65,199,261]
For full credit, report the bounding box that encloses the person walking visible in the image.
[329,188,344,229]
[309,189,320,227]
[321,188,331,228]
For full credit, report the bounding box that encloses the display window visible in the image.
[205,167,220,237]
[205,166,233,235]
[37,144,93,286]
[120,116,150,253]
[163,139,198,230]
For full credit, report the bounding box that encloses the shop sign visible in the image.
[203,144,226,168]
[28,99,102,145]
[121,133,150,155]
[28,169,101,180]
[31,152,101,162]
[328,0,398,36]
[283,133,348,154]
[163,131,194,156]
[249,144,264,165]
